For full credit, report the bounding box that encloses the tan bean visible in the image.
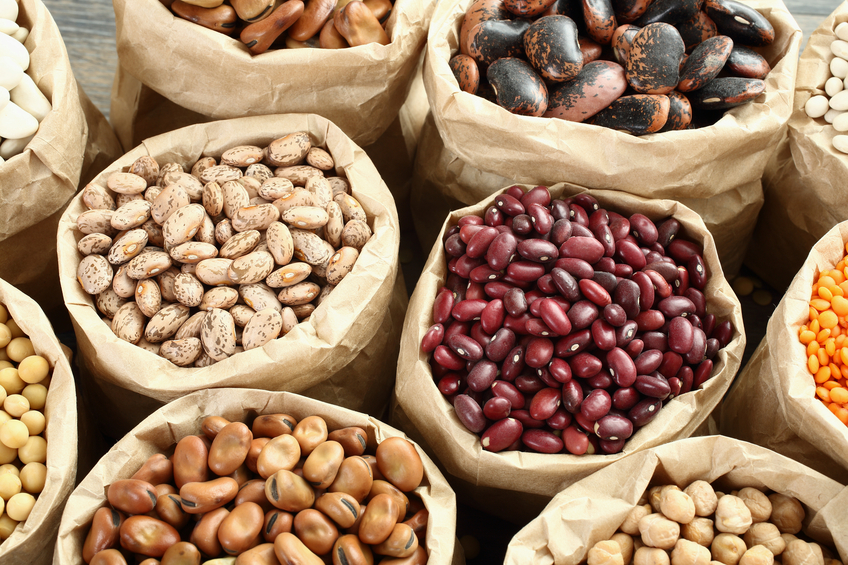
[174,274,205,308]
[235,543,279,565]
[209,422,253,476]
[314,492,361,529]
[253,413,297,437]
[190,507,230,557]
[281,306,299,333]
[173,435,209,488]
[335,193,367,223]
[112,200,153,230]
[341,220,371,251]
[266,132,311,168]
[303,440,345,489]
[90,549,128,565]
[232,204,281,233]
[373,523,418,558]
[78,254,114,295]
[360,455,384,481]
[141,219,166,247]
[402,508,428,540]
[272,190,317,215]
[130,156,159,187]
[378,546,428,565]
[277,281,320,306]
[169,241,219,264]
[325,202,344,248]
[107,479,158,515]
[266,263,312,288]
[83,507,125,563]
[203,181,225,217]
[369,480,408,522]
[160,541,201,565]
[201,308,237,361]
[265,222,294,266]
[229,251,276,285]
[218,501,264,555]
[305,147,334,171]
[110,302,144,343]
[263,509,293,543]
[242,308,283,350]
[127,250,172,280]
[258,178,294,201]
[331,534,373,565]
[117,192,144,209]
[376,438,423,493]
[305,177,333,208]
[145,304,191,343]
[288,0,335,41]
[326,177,350,197]
[156,493,191,530]
[201,164,243,185]
[201,416,232,440]
[79,233,114,256]
[274,532,323,565]
[294,508,339,556]
[275,165,324,188]
[195,258,236,287]
[257,434,301,479]
[132,453,174,485]
[245,437,271,474]
[222,145,264,167]
[191,157,217,179]
[180,477,239,514]
[120,515,181,557]
[199,286,240,311]
[328,427,368,458]
[108,172,148,195]
[83,183,117,211]
[358,493,398,545]
[172,0,239,34]
[174,313,205,341]
[326,247,359,285]
[265,470,315,512]
[135,279,162,318]
[233,479,272,512]
[78,209,117,236]
[282,206,329,230]
[334,0,388,46]
[229,463,253,487]
[157,267,181,303]
[163,204,207,247]
[292,415,329,456]
[158,163,186,188]
[220,230,261,260]
[240,283,283,313]
[151,185,191,225]
[329,456,373,503]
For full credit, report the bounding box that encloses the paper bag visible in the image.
[54,388,462,565]
[747,4,848,292]
[110,0,435,150]
[0,279,77,565]
[504,436,847,565]
[0,0,122,328]
[721,221,848,481]
[57,114,404,438]
[394,184,745,523]
[410,114,763,276]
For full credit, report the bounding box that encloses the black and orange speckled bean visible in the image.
[543,0,585,22]
[545,60,627,121]
[611,24,640,65]
[450,54,481,94]
[676,10,717,51]
[677,35,733,92]
[488,57,549,116]
[704,0,774,46]
[524,16,584,82]
[611,0,650,24]
[634,0,702,27]
[588,94,670,134]
[579,36,604,64]
[460,0,511,55]
[725,45,770,79]
[469,19,531,66]
[659,91,693,131]
[626,22,685,94]
[686,77,765,109]
[504,0,558,17]
[582,0,617,45]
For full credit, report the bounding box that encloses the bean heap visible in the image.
[0,0,53,163]
[450,0,774,134]
[586,481,844,565]
[803,22,848,154]
[0,303,51,541]
[73,132,373,368]
[82,414,429,565]
[797,240,848,427]
[422,186,733,455]
[163,0,392,55]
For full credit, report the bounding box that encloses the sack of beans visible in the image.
[54,388,461,565]
[746,5,848,292]
[720,221,848,484]
[414,0,801,276]
[394,183,744,522]
[503,435,847,565]
[56,113,405,439]
[0,278,77,564]
[0,0,122,325]
[108,0,435,151]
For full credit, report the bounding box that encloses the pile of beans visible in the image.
[586,481,844,565]
[797,240,848,427]
[449,0,774,134]
[421,186,733,455]
[0,0,53,163]
[0,303,50,541]
[82,413,429,564]
[803,22,848,154]
[162,0,392,55]
[73,132,373,367]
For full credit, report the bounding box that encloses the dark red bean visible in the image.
[506,185,525,200]
[615,321,638,348]
[538,298,572,336]
[711,320,733,348]
[469,264,503,284]
[668,376,681,398]
[452,299,488,322]
[537,366,560,388]
[635,310,665,332]
[629,213,658,245]
[494,193,525,216]
[448,333,484,361]
[487,231,518,271]
[644,269,672,299]
[550,219,574,247]
[445,321,470,343]
[667,238,700,263]
[594,413,633,441]
[631,271,655,312]
[593,224,616,257]
[684,288,706,318]
[674,266,690,295]
[512,214,534,235]
[507,261,547,282]
[563,425,589,454]
[616,239,647,271]
[658,351,683,380]
[587,370,614,389]
[687,314,702,330]
[597,437,624,453]
[549,357,572,384]
[595,257,616,273]
[688,255,707,290]
[470,322,491,347]
[466,226,499,259]
[546,407,571,430]
[481,418,523,452]
[568,300,599,330]
[569,203,590,226]
[644,261,679,282]
[554,258,594,281]
[551,268,582,302]
[693,359,714,388]
[625,338,645,359]
[516,374,546,394]
[635,373,671,399]
[484,281,514,300]
[454,255,486,279]
[705,338,720,360]
[467,360,499,392]
[580,389,611,421]
[634,349,663,374]
[560,237,605,264]
[579,279,612,307]
[503,287,528,317]
[573,411,595,433]
[555,328,592,358]
[527,203,554,235]
[502,345,526,381]
[645,251,664,265]
[614,263,633,278]
[603,303,627,327]
[433,288,454,325]
[511,410,545,429]
[588,208,610,230]
[569,352,603,379]
[518,239,559,264]
[485,328,516,362]
[592,271,618,294]
[445,274,467,301]
[561,380,584,413]
[659,296,695,318]
[444,234,466,257]
[459,215,484,227]
[485,205,504,227]
[421,324,444,353]
[467,281,486,300]
[684,327,707,365]
[591,319,617,351]
[479,299,505,335]
[526,318,557,337]
[548,199,569,221]
[529,387,562,421]
[608,211,630,240]
[438,374,463,396]
[492,381,525,409]
[668,317,695,354]
[572,193,600,214]
[525,337,555,368]
[606,347,637,387]
[678,365,694,394]
[520,186,552,208]
[614,279,642,320]
[571,223,594,238]
[628,398,662,426]
[522,429,563,453]
[612,386,640,410]
[459,224,485,243]
[454,394,487,433]
[641,331,667,352]
[657,218,680,247]
[433,345,465,371]
[537,274,557,295]
[483,397,512,420]
[504,312,532,335]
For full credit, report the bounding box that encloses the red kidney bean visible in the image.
[432,288,454,325]
[712,320,733,347]
[628,398,662,426]
[635,310,665,332]
[528,387,562,421]
[645,251,664,265]
[445,234,466,257]
[579,279,612,307]
[674,266,690,296]
[568,300,599,330]
[459,224,484,243]
[513,214,535,235]
[467,360,498,392]
[484,281,513,300]
[678,365,694,394]
[452,299,488,322]
[606,347,637,387]
[634,349,663,374]
[693,359,714,388]
[607,211,630,240]
[547,358,570,384]
[550,219,573,247]
[588,208,609,231]
[469,264,503,284]
[537,367,559,389]
[549,269,580,304]
[615,239,647,271]
[521,186,552,208]
[459,215,484,227]
[614,263,633,278]
[569,352,603,379]
[487,232,518,271]
[561,380,584,413]
[705,338,720,360]
[522,429,564,453]
[554,328,593,357]
[527,203,554,235]
[483,397,512,421]
[506,261,546,283]
[526,318,556,337]
[595,257,616,274]
[455,395,487,435]
[603,303,627,327]
[466,226,499,258]
[684,327,707,365]
[569,203,590,226]
[481,418,523,452]
[438,374,462,396]
[503,287,528,317]
[563,425,589,454]
[591,270,618,293]
[518,239,559,263]
[492,381,525,409]
[454,255,486,279]
[444,321,470,343]
[525,337,554,368]
[615,321,638,348]
[486,328,516,362]
[593,224,616,257]
[668,317,695,354]
[445,274,467,302]
[667,238,700,263]
[547,407,572,430]
[485,205,504,227]
[594,413,633,441]
[506,185,525,200]
[640,331,667,352]
[494,193,525,216]
[656,218,680,247]
[591,319,617,351]
[629,213,658,245]
[687,314,702,330]
[421,324,444,353]
[659,296,695,318]
[447,333,484,362]
[534,298,570,336]
[471,322,491,349]
[569,224,593,238]
[668,376,682,398]
[658,351,683,379]
[587,370,613,389]
[501,344,527,381]
[684,288,707,318]
[613,278,641,319]
[548,199,569,221]
[635,373,671,399]
[433,345,465,371]
[644,261,679,282]
[479,299,505,335]
[516,374,545,394]
[642,269,671,300]
[560,237,604,264]
[572,193,599,214]
[625,338,645,359]
[536,274,557,295]
[581,389,611,421]
[612,387,639,410]
[511,409,546,429]
[687,255,707,290]
[631,271,655,311]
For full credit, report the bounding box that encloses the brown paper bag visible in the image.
[57,114,404,438]
[721,221,848,482]
[0,0,122,327]
[394,184,745,523]
[53,388,461,565]
[0,279,77,564]
[110,0,435,150]
[410,115,764,276]
[747,4,848,292]
[504,436,847,565]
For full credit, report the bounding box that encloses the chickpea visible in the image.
[672,538,712,565]
[0,464,18,476]
[0,472,21,500]
[589,539,625,565]
[783,539,824,565]
[640,513,681,550]
[622,505,653,535]
[661,489,696,524]
[744,523,785,556]
[6,492,35,521]
[21,384,47,411]
[740,546,774,565]
[768,494,805,535]
[20,411,45,436]
[0,367,24,394]
[635,547,671,565]
[17,355,49,385]
[0,442,15,465]
[737,488,771,523]
[19,462,46,493]
[18,435,46,464]
[6,337,35,363]
[612,532,635,565]
[4,394,30,418]
[711,534,748,565]
[649,486,666,513]
[782,534,800,547]
[714,495,752,535]
[685,481,718,517]
[681,518,715,547]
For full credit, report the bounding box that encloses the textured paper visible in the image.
[722,221,848,482]
[0,279,78,565]
[394,184,745,522]
[110,0,435,149]
[0,0,122,325]
[53,388,463,565]
[57,114,404,438]
[748,4,848,292]
[504,436,847,565]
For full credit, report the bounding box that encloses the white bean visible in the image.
[826,76,844,97]
[805,95,830,118]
